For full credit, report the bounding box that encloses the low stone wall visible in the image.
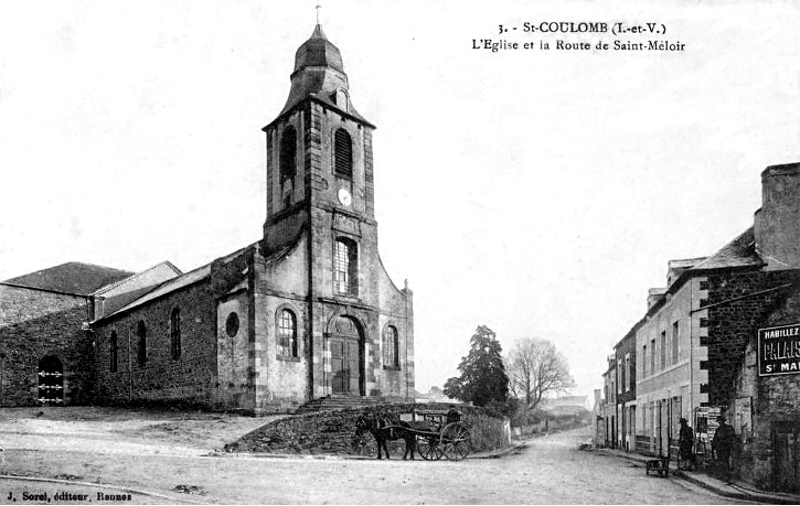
[225,403,510,457]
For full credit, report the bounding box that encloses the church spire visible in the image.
[276,22,369,125]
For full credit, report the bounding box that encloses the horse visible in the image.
[355,414,417,460]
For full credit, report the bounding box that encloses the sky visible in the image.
[1,1,799,401]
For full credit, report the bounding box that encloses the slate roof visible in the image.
[108,263,212,318]
[693,226,762,270]
[2,262,134,295]
[276,24,371,126]
[102,241,270,320]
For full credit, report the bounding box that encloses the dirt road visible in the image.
[0,408,748,504]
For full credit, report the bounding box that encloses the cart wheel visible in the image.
[416,435,442,461]
[440,422,471,461]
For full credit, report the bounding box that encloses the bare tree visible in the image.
[507,337,575,412]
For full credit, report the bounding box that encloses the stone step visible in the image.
[296,395,385,413]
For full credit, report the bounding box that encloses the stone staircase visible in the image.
[295,394,386,413]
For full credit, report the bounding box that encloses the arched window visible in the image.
[280,126,297,182]
[277,309,298,358]
[110,331,118,373]
[170,308,181,360]
[137,320,147,366]
[334,128,353,179]
[383,325,399,368]
[334,89,349,112]
[334,238,358,295]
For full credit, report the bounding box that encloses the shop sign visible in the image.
[758,323,800,376]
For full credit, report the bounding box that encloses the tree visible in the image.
[443,325,509,407]
[507,337,575,412]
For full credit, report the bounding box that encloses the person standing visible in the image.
[712,415,736,482]
[678,418,696,471]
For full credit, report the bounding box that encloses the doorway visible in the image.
[774,421,800,492]
[38,355,64,405]
[328,315,363,396]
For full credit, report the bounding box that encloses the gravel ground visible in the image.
[0,408,753,504]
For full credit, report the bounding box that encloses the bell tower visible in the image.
[257,22,413,404]
[262,24,376,253]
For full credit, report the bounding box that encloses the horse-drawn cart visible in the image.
[355,408,473,461]
[410,409,472,461]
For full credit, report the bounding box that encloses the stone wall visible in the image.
[226,404,510,457]
[728,283,800,492]
[0,285,94,406]
[705,269,800,405]
[94,280,217,407]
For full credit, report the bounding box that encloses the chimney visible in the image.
[755,162,800,270]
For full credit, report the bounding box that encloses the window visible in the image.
[334,238,358,295]
[618,359,624,394]
[277,309,298,358]
[334,128,353,179]
[671,321,679,364]
[137,320,147,366]
[280,126,297,182]
[625,353,632,392]
[650,338,655,375]
[110,331,118,373]
[642,345,647,377]
[382,325,399,368]
[660,331,666,370]
[225,312,240,337]
[170,308,181,360]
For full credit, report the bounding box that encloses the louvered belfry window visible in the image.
[280,126,297,182]
[334,128,353,179]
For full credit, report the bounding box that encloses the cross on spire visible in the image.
[315,2,321,25]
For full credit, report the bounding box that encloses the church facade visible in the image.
[0,24,415,414]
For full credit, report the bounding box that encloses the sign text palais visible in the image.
[758,323,800,376]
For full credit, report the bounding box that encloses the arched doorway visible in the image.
[38,355,64,405]
[328,315,364,396]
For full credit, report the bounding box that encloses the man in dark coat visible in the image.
[712,416,736,481]
[678,418,695,470]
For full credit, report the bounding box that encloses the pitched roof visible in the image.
[92,261,182,296]
[107,263,211,318]
[693,227,762,270]
[2,262,134,295]
[101,242,264,320]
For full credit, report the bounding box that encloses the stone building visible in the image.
[613,322,639,452]
[728,286,800,492]
[604,162,800,490]
[0,23,415,414]
[599,355,618,448]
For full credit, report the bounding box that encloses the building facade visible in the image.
[0,24,415,414]
[614,323,638,452]
[602,162,800,491]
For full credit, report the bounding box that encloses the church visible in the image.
[0,23,415,414]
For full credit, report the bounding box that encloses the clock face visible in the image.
[338,188,352,206]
